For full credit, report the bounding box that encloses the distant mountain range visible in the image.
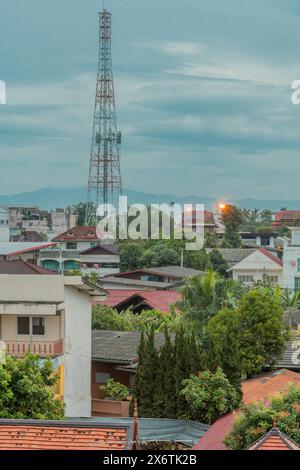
[0,187,299,211]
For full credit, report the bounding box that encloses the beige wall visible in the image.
[0,274,65,302]
[1,314,62,342]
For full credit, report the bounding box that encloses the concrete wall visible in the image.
[63,285,91,418]
[0,274,64,303]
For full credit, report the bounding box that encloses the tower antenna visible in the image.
[85,8,122,226]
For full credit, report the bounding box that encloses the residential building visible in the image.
[182,209,217,233]
[0,419,134,450]
[0,242,57,265]
[282,227,300,291]
[272,210,300,228]
[193,369,300,450]
[227,247,283,286]
[0,206,9,242]
[210,248,257,269]
[41,226,120,276]
[11,230,44,242]
[98,276,171,290]
[95,289,180,313]
[111,266,205,285]
[0,260,105,417]
[239,231,278,249]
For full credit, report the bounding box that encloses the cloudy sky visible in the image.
[1,0,300,199]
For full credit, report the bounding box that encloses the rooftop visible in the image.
[0,242,56,257]
[114,265,205,280]
[0,419,133,450]
[96,289,180,313]
[92,330,167,364]
[249,426,300,451]
[52,226,100,242]
[0,260,56,275]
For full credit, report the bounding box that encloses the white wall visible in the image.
[63,286,91,418]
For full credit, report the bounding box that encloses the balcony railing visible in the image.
[5,339,64,357]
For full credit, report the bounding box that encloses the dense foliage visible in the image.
[225,386,300,450]
[181,368,240,424]
[0,354,64,419]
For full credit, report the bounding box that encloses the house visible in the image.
[11,230,45,242]
[0,206,10,242]
[282,227,300,291]
[91,330,168,417]
[274,335,300,370]
[239,231,279,250]
[111,266,205,285]
[272,210,300,228]
[181,209,217,233]
[0,260,106,417]
[96,289,180,314]
[193,369,300,450]
[41,226,120,275]
[227,247,283,286]
[211,248,257,269]
[0,241,57,265]
[0,418,134,450]
[98,275,171,290]
[248,425,300,450]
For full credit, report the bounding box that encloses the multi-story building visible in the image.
[282,227,300,291]
[40,226,120,276]
[0,260,106,417]
[0,206,10,242]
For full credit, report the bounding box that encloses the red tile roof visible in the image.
[193,369,300,450]
[272,210,300,227]
[0,260,56,275]
[258,247,283,267]
[248,427,300,450]
[52,226,101,242]
[95,289,180,313]
[0,420,133,450]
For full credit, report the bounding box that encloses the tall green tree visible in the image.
[206,308,242,399]
[237,289,288,377]
[118,242,144,272]
[0,354,64,419]
[221,204,243,248]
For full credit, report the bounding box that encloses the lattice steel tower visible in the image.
[85,8,122,226]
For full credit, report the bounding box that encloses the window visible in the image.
[263,274,279,284]
[17,317,30,335]
[297,259,300,272]
[295,277,300,291]
[32,317,45,336]
[66,242,77,250]
[238,275,254,283]
[261,236,270,246]
[95,372,111,384]
[17,317,45,335]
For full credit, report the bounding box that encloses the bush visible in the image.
[100,379,129,401]
[180,367,240,424]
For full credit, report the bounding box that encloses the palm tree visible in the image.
[176,270,218,322]
[281,288,300,329]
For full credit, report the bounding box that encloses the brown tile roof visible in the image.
[0,260,56,275]
[0,419,133,450]
[52,226,100,242]
[96,289,180,313]
[248,426,300,450]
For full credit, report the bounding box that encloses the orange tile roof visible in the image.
[249,426,300,451]
[0,420,133,450]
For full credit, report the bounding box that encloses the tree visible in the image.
[0,354,64,419]
[221,204,243,248]
[135,328,159,417]
[225,385,300,450]
[177,271,218,324]
[181,367,240,424]
[206,308,243,399]
[208,249,229,277]
[92,305,124,331]
[154,329,177,418]
[237,289,288,377]
[140,243,181,268]
[72,202,96,226]
[118,242,144,272]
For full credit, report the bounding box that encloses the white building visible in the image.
[282,227,300,291]
[0,206,10,242]
[0,260,105,417]
[41,226,120,276]
[228,247,283,286]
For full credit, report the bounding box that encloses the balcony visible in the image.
[5,339,64,357]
